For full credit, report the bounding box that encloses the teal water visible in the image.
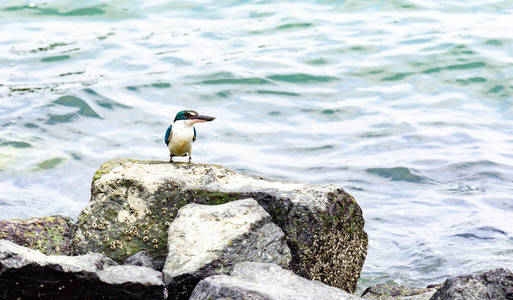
[1,0,513,293]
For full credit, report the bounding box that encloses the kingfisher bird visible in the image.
[164,110,215,163]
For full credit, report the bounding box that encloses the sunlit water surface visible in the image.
[1,0,513,293]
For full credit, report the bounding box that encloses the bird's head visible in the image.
[173,110,215,123]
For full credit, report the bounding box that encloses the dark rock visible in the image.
[430,268,513,300]
[124,250,164,270]
[0,240,166,299]
[0,215,72,255]
[361,283,439,299]
[189,261,359,300]
[163,199,291,299]
[73,159,367,293]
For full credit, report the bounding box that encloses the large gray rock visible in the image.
[190,261,360,300]
[163,198,291,299]
[0,215,72,255]
[430,268,513,300]
[361,283,440,300]
[72,159,367,292]
[0,239,166,299]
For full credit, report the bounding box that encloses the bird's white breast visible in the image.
[169,120,194,156]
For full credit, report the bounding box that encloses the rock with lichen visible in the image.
[361,283,440,300]
[190,261,360,300]
[430,268,513,300]
[0,239,166,299]
[163,198,291,299]
[72,158,368,293]
[0,215,72,255]
[124,250,163,270]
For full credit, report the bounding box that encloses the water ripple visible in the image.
[1,0,513,294]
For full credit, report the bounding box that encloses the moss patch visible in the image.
[0,216,72,255]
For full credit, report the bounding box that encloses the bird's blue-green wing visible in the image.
[193,127,197,142]
[164,125,172,145]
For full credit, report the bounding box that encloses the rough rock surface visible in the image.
[98,265,167,299]
[190,261,360,300]
[124,250,163,270]
[73,159,367,292]
[163,198,291,299]
[0,215,72,255]
[430,268,513,300]
[361,283,440,300]
[0,239,166,299]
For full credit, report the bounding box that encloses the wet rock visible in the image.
[190,261,359,300]
[0,215,72,255]
[124,250,164,270]
[361,283,440,300]
[0,239,166,299]
[73,159,367,292]
[163,198,291,299]
[430,268,513,300]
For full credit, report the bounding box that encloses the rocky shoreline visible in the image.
[0,158,512,299]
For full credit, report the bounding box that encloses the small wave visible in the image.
[305,58,330,65]
[83,89,130,110]
[52,96,101,118]
[422,61,486,74]
[41,55,70,62]
[201,78,271,85]
[267,73,339,83]
[447,160,499,171]
[45,95,102,124]
[275,22,314,30]
[0,140,32,148]
[367,167,425,183]
[453,233,494,240]
[4,5,105,16]
[256,90,299,96]
[477,226,507,236]
[287,145,335,153]
[36,157,66,170]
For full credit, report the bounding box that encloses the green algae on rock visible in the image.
[0,215,72,255]
[431,268,513,300]
[361,283,440,300]
[72,158,368,293]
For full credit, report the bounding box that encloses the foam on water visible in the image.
[1,0,513,293]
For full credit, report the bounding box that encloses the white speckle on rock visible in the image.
[117,209,135,224]
[127,191,148,219]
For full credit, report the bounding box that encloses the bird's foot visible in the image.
[169,155,174,163]
[188,154,192,164]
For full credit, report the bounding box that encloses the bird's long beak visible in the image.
[189,115,215,123]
